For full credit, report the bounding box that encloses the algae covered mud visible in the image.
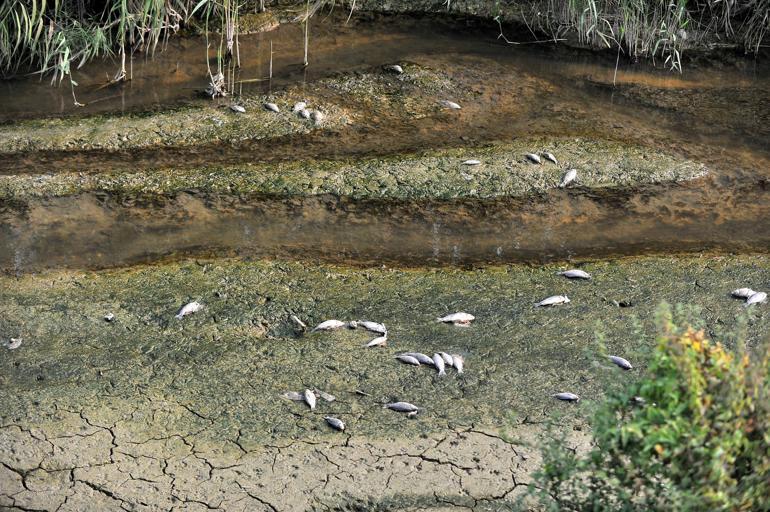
[1,5,769,512]
[2,256,769,510]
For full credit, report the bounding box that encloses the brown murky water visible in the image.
[3,174,770,272]
[1,13,769,272]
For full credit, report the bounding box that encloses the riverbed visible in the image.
[0,9,768,512]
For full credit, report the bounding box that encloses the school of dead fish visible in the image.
[4,65,766,436]
[226,98,326,126]
[159,263,767,432]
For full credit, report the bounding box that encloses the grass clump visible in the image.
[518,0,769,71]
[530,303,770,511]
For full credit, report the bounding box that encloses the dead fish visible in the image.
[525,153,541,164]
[439,352,454,367]
[553,392,580,402]
[264,102,280,113]
[395,354,421,366]
[384,402,419,412]
[432,354,446,376]
[462,159,481,166]
[365,335,388,348]
[357,320,387,334]
[298,108,311,119]
[175,301,203,319]
[311,110,325,124]
[7,338,22,350]
[560,168,577,188]
[407,410,419,418]
[324,416,345,431]
[439,100,461,110]
[384,64,403,74]
[304,389,317,410]
[535,295,570,307]
[292,101,307,112]
[314,389,336,402]
[630,396,646,406]
[104,313,115,322]
[402,352,435,365]
[290,315,307,330]
[542,152,558,164]
[436,312,475,326]
[230,104,246,113]
[746,291,767,306]
[311,319,346,332]
[451,354,464,374]
[732,287,755,298]
[608,355,633,370]
[558,269,591,279]
[282,391,305,401]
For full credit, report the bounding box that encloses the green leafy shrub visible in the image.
[533,303,770,511]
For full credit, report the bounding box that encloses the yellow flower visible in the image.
[654,444,664,456]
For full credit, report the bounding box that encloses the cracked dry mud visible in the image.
[2,255,769,511]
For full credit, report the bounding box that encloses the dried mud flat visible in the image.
[1,255,769,511]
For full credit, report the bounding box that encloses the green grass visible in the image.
[0,1,767,86]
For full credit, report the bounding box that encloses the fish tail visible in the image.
[438,370,446,377]
[174,314,183,319]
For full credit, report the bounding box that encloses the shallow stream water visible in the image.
[1,13,769,271]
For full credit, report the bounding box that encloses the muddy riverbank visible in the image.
[0,6,768,510]
[1,254,768,510]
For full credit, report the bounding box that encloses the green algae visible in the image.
[1,254,767,446]
[0,63,456,155]
[0,137,707,203]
